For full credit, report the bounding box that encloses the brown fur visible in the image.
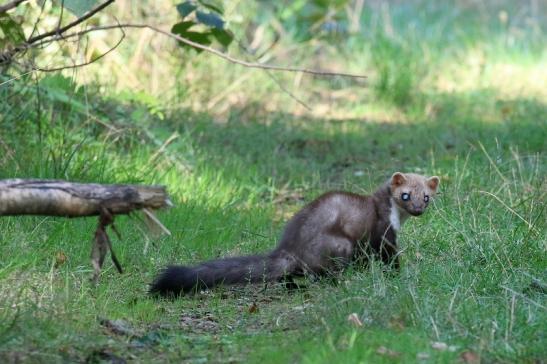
[150,172,439,296]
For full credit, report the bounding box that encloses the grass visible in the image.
[1,1,546,363]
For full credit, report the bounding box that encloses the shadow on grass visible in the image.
[155,89,545,187]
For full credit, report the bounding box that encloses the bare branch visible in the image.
[2,6,367,80]
[32,26,125,72]
[56,0,66,35]
[27,0,47,44]
[133,24,367,79]
[26,23,368,79]
[264,68,312,110]
[0,179,172,282]
[232,34,313,110]
[27,0,115,44]
[0,179,171,217]
[0,0,115,65]
[0,0,27,14]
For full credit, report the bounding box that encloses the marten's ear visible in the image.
[427,176,440,192]
[391,172,407,187]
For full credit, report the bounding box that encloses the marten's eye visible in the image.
[401,193,410,201]
[424,195,430,203]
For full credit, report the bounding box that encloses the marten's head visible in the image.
[390,172,440,216]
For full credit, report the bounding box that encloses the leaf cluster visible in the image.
[171,0,234,52]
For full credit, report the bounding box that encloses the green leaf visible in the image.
[171,21,196,34]
[179,31,212,52]
[172,0,230,52]
[211,28,233,47]
[53,0,98,17]
[0,14,25,45]
[197,0,223,14]
[180,31,212,45]
[171,21,212,53]
[196,10,224,29]
[176,1,197,18]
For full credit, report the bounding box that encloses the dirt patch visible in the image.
[180,311,220,333]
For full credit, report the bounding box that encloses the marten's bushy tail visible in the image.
[149,251,296,297]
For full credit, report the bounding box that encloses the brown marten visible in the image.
[150,172,439,296]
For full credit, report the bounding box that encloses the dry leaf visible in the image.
[248,302,259,314]
[54,251,67,268]
[347,313,363,327]
[460,350,480,364]
[388,315,405,330]
[376,346,401,358]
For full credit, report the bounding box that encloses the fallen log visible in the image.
[0,179,170,217]
[0,179,172,282]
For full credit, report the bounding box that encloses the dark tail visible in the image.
[149,250,296,297]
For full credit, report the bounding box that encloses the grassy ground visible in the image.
[1,1,546,363]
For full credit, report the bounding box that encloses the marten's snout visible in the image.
[409,203,424,216]
[409,209,423,216]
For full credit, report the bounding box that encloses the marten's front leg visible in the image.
[371,227,400,270]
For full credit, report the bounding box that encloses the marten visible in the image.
[150,172,439,296]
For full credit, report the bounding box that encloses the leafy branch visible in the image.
[33,23,367,79]
[0,0,367,79]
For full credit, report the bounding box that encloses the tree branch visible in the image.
[0,0,27,14]
[0,179,171,217]
[2,5,368,80]
[28,23,368,79]
[31,26,125,72]
[0,179,172,282]
[137,24,367,79]
[0,0,115,65]
[26,0,115,44]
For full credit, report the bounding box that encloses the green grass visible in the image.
[1,86,544,363]
[1,1,546,363]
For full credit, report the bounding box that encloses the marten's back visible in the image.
[277,191,375,253]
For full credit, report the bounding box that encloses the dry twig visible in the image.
[0,0,27,14]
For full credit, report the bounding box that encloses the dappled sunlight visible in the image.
[433,49,547,100]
